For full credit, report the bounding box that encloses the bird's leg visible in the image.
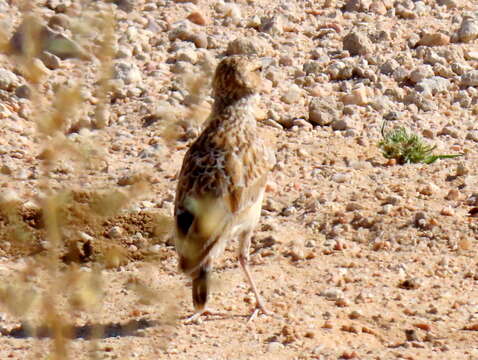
[239,232,270,321]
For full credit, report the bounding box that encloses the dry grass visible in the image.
[0,2,212,358]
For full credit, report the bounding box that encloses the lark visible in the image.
[174,55,275,321]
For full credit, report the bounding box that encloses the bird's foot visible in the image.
[247,302,272,323]
[184,309,227,324]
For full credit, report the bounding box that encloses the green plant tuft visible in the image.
[378,122,462,165]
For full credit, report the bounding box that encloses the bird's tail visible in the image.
[192,265,210,311]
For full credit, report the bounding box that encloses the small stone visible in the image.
[281,84,302,104]
[223,3,242,25]
[31,58,51,79]
[247,15,261,29]
[456,163,468,176]
[445,189,460,201]
[395,4,417,19]
[48,14,71,29]
[192,32,208,48]
[0,164,12,175]
[440,206,454,216]
[107,226,123,238]
[187,11,208,26]
[418,32,450,47]
[415,76,450,95]
[346,202,362,211]
[458,18,478,43]
[321,288,343,300]
[465,51,478,61]
[308,98,339,126]
[259,16,284,36]
[327,61,354,80]
[267,342,285,352]
[410,65,434,84]
[303,61,322,76]
[349,310,362,319]
[437,0,457,7]
[175,49,198,64]
[113,62,142,85]
[458,238,472,251]
[380,58,400,75]
[439,126,459,138]
[344,0,371,12]
[466,130,478,142]
[0,189,21,205]
[332,173,349,183]
[419,183,439,196]
[370,1,387,14]
[405,329,419,342]
[40,51,61,70]
[114,0,134,12]
[392,67,410,82]
[226,37,272,56]
[15,84,31,99]
[342,86,369,106]
[0,68,19,91]
[292,119,312,129]
[331,119,350,131]
[399,278,421,290]
[461,70,478,87]
[342,31,373,56]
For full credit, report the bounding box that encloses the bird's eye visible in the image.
[255,66,263,72]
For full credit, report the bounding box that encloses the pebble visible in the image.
[344,0,371,12]
[415,76,450,95]
[224,3,242,25]
[259,16,284,36]
[342,31,373,56]
[281,84,302,104]
[48,14,71,29]
[331,119,351,131]
[267,342,285,352]
[332,173,349,183]
[114,0,134,12]
[458,238,472,251]
[107,226,123,239]
[456,163,468,176]
[461,70,478,87]
[410,65,434,84]
[321,288,343,300]
[308,98,338,126]
[395,4,416,19]
[346,202,362,211]
[342,86,369,106]
[14,84,31,99]
[187,11,208,26]
[0,69,19,91]
[226,37,271,56]
[418,32,450,46]
[0,189,21,204]
[458,18,478,43]
[40,51,61,70]
[440,206,454,216]
[113,62,142,85]
[445,189,460,201]
[466,130,478,142]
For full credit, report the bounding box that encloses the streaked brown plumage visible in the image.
[174,55,275,320]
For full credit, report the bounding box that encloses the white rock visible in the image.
[458,18,478,43]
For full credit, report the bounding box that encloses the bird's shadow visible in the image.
[1,318,160,340]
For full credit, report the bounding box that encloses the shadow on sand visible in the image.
[1,318,160,339]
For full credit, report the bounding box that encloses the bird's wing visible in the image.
[174,135,272,275]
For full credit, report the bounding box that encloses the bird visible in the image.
[174,55,275,321]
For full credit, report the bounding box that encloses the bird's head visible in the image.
[212,55,263,103]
